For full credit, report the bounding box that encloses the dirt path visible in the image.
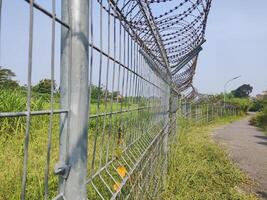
[214,116,267,199]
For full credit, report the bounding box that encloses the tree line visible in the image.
[0,67,121,100]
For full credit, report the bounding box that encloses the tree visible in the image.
[33,79,57,93]
[250,91,267,112]
[90,84,104,99]
[0,67,19,89]
[112,91,120,98]
[232,84,253,98]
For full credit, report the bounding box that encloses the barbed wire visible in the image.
[99,0,211,97]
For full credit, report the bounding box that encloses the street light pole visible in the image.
[224,75,241,107]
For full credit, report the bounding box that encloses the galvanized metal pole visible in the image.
[169,89,178,137]
[211,104,214,121]
[197,104,199,122]
[59,0,89,199]
[206,104,209,123]
[201,104,203,122]
[189,103,192,120]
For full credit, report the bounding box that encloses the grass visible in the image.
[159,116,258,200]
[0,88,258,199]
[0,89,155,199]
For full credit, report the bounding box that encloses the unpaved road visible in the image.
[214,116,267,199]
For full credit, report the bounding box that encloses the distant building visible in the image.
[114,95,123,103]
[256,94,264,99]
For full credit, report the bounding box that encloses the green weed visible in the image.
[159,116,257,200]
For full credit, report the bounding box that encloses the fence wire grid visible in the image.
[0,0,228,200]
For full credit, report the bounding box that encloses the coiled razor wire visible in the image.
[98,0,212,98]
[85,0,212,199]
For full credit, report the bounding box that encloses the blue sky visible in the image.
[1,1,267,96]
[194,0,267,96]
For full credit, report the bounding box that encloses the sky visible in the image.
[1,1,267,96]
[194,0,267,96]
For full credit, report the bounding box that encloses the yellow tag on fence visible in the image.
[116,166,127,178]
[113,182,121,192]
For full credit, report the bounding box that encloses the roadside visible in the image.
[214,116,267,199]
[160,116,257,200]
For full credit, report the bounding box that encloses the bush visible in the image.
[249,98,267,112]
[250,107,267,133]
[226,97,251,113]
[33,79,57,94]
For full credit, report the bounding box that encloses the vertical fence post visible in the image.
[206,104,209,123]
[195,104,198,122]
[59,0,89,199]
[201,104,203,124]
[189,103,192,120]
[169,89,178,137]
[211,104,214,121]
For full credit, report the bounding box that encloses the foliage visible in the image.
[160,116,257,200]
[199,93,224,104]
[33,79,57,94]
[0,68,19,89]
[232,84,253,98]
[249,92,267,112]
[111,91,120,98]
[90,84,104,100]
[0,87,139,199]
[250,107,267,134]
[90,84,121,103]
[249,99,267,112]
[0,68,15,81]
[196,92,252,114]
[226,97,251,113]
[0,89,46,134]
[0,84,256,199]
[249,91,267,134]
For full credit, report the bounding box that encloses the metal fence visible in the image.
[0,0,221,200]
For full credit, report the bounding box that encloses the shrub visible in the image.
[250,107,267,133]
[226,97,251,113]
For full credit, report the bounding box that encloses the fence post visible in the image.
[211,104,214,121]
[195,104,198,122]
[163,88,178,187]
[169,89,178,137]
[59,0,89,199]
[206,104,209,123]
[189,102,192,120]
[200,104,203,124]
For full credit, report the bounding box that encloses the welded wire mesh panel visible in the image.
[0,1,68,199]
[86,1,170,198]
[0,0,214,199]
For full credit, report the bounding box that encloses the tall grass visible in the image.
[0,89,47,135]
[0,89,153,199]
[1,89,256,199]
[0,89,59,199]
[159,116,257,200]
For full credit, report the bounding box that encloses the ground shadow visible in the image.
[254,135,267,141]
[257,142,267,146]
[256,190,267,199]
